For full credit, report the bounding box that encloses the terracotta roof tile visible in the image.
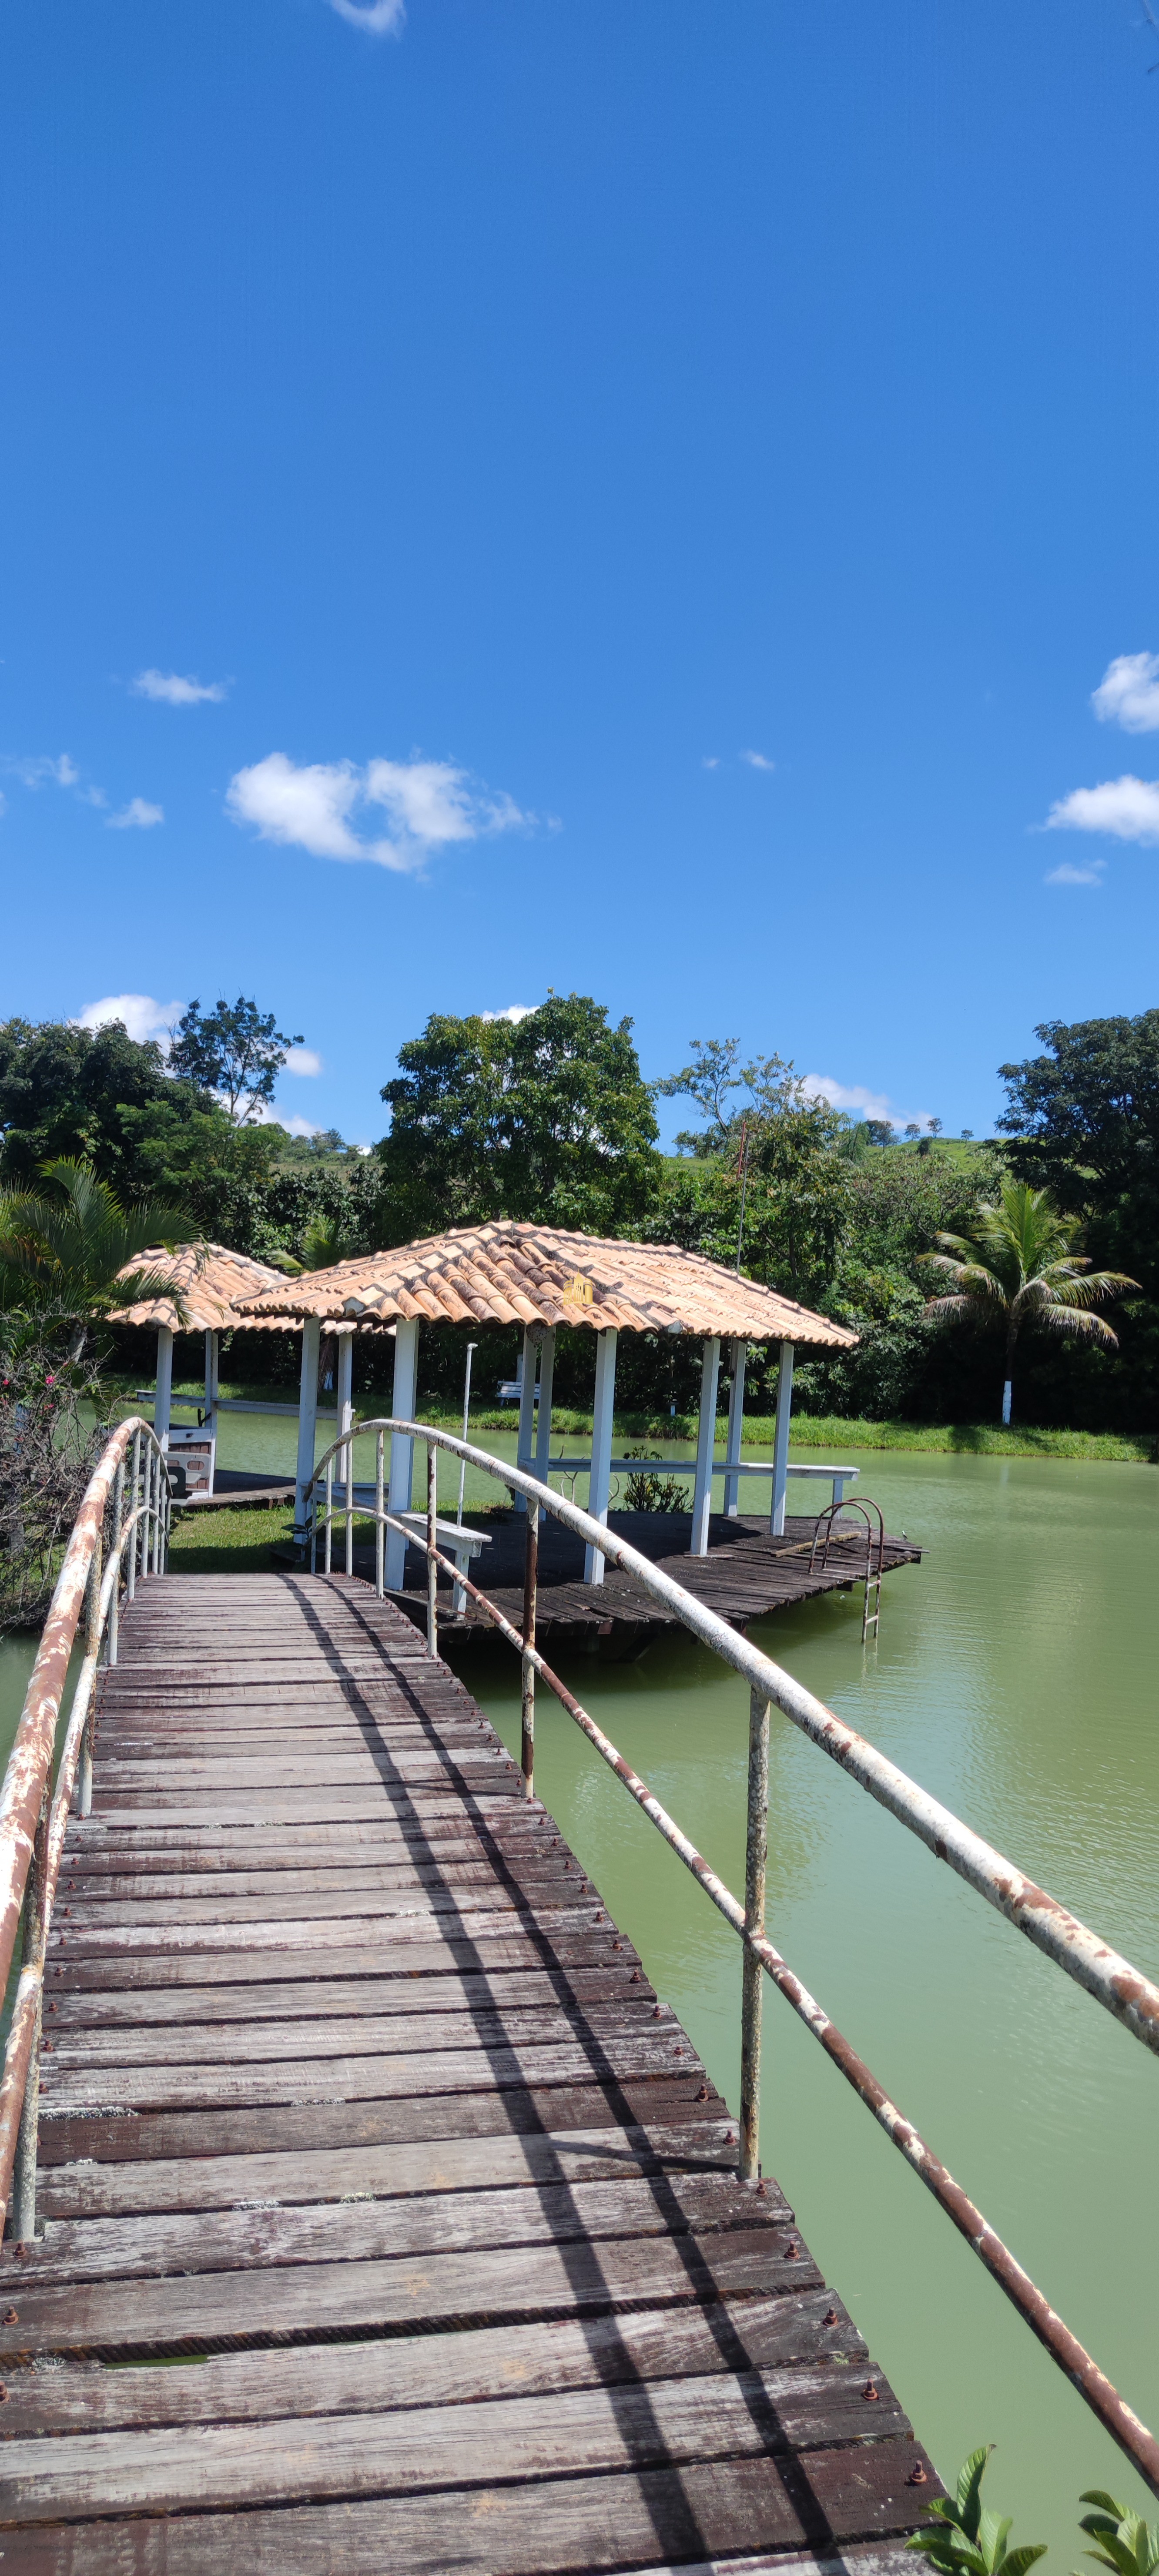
[108,1243,393,1338]
[234,1221,857,1350]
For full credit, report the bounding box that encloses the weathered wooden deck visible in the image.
[375,1509,922,1655]
[0,1571,938,2569]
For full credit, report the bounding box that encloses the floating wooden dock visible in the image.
[374,1508,922,1655]
[0,1571,938,2568]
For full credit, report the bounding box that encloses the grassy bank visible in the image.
[117,1377,1157,1470]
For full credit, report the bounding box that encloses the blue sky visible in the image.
[2,0,1158,1146]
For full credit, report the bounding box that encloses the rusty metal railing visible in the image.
[0,1418,171,2242]
[308,1417,1159,2497]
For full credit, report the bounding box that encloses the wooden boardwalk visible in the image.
[376,1510,922,1656]
[0,1571,938,2569]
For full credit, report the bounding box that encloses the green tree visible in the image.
[375,995,661,1241]
[168,996,304,1122]
[0,1017,175,1187]
[920,1177,1136,1424]
[0,1158,194,1357]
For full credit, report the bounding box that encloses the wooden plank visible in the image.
[0,2363,911,2522]
[47,1965,655,2030]
[37,2118,739,2217]
[43,2000,678,2064]
[12,2171,793,2288]
[0,2444,938,2573]
[44,1927,645,1992]
[0,2225,819,2355]
[48,1902,615,1957]
[0,2289,865,2433]
[38,2030,706,2110]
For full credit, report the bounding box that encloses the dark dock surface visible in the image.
[376,1508,922,1654]
[0,1570,938,2569]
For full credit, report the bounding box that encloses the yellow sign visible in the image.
[561,1273,594,1308]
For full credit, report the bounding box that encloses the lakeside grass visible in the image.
[117,1376,1156,1472]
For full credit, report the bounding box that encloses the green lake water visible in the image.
[1,1436,1156,2556]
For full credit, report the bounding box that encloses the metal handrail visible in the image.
[0,1417,172,2241]
[307,1416,1159,2495]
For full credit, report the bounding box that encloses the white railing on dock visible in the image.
[0,1422,172,2248]
[306,1415,1159,2500]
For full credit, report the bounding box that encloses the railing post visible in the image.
[151,1445,161,1577]
[426,1444,438,1656]
[521,1498,539,1799]
[11,1792,48,2244]
[345,1431,354,1579]
[77,1539,102,1819]
[740,1685,771,2185]
[324,1458,333,1575]
[375,1430,385,1598]
[109,1458,124,1666]
[127,1429,141,1601]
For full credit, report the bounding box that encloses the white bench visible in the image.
[337,1491,493,1611]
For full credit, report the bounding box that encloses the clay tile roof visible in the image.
[234,1221,858,1350]
[107,1244,307,1335]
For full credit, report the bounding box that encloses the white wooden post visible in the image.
[293,1316,321,1549]
[336,1332,354,1440]
[514,1327,538,1512]
[534,1329,556,1481]
[770,1340,794,1536]
[690,1337,722,1555]
[154,1326,174,1456]
[583,1328,619,1584]
[723,1338,747,1517]
[203,1330,219,1440]
[203,1328,219,1496]
[385,1317,420,1589]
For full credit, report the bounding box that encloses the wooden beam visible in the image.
[770,1341,794,1536]
[723,1338,747,1517]
[385,1317,420,1588]
[583,1329,618,1584]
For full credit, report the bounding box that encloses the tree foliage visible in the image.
[375,995,661,1242]
[168,996,303,1121]
[0,1017,174,1186]
[0,1321,107,1630]
[0,1159,194,1353]
[920,1178,1136,1421]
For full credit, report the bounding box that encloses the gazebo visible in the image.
[236,1222,857,1583]
[109,1244,304,1493]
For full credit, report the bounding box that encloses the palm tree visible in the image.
[0,1158,195,1357]
[920,1177,1137,1425]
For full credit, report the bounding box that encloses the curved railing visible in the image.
[0,1419,171,2241]
[308,1416,1159,2496]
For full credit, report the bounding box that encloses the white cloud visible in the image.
[702,756,720,770]
[6,753,79,789]
[1092,653,1159,735]
[242,1098,324,1138]
[480,1005,538,1024]
[227,750,532,874]
[1044,774,1159,845]
[284,1045,324,1076]
[326,0,405,29]
[107,797,164,830]
[74,994,184,1047]
[741,749,775,772]
[133,668,228,707]
[1044,859,1106,886]
[802,1073,935,1130]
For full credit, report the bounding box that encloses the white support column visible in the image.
[293,1316,321,1548]
[203,1329,219,1496]
[336,1332,354,1441]
[723,1338,747,1517]
[534,1330,556,1481]
[154,1326,174,1456]
[514,1327,538,1511]
[770,1340,794,1536]
[385,1317,420,1590]
[203,1330,219,1440]
[690,1337,722,1556]
[583,1328,619,1584]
